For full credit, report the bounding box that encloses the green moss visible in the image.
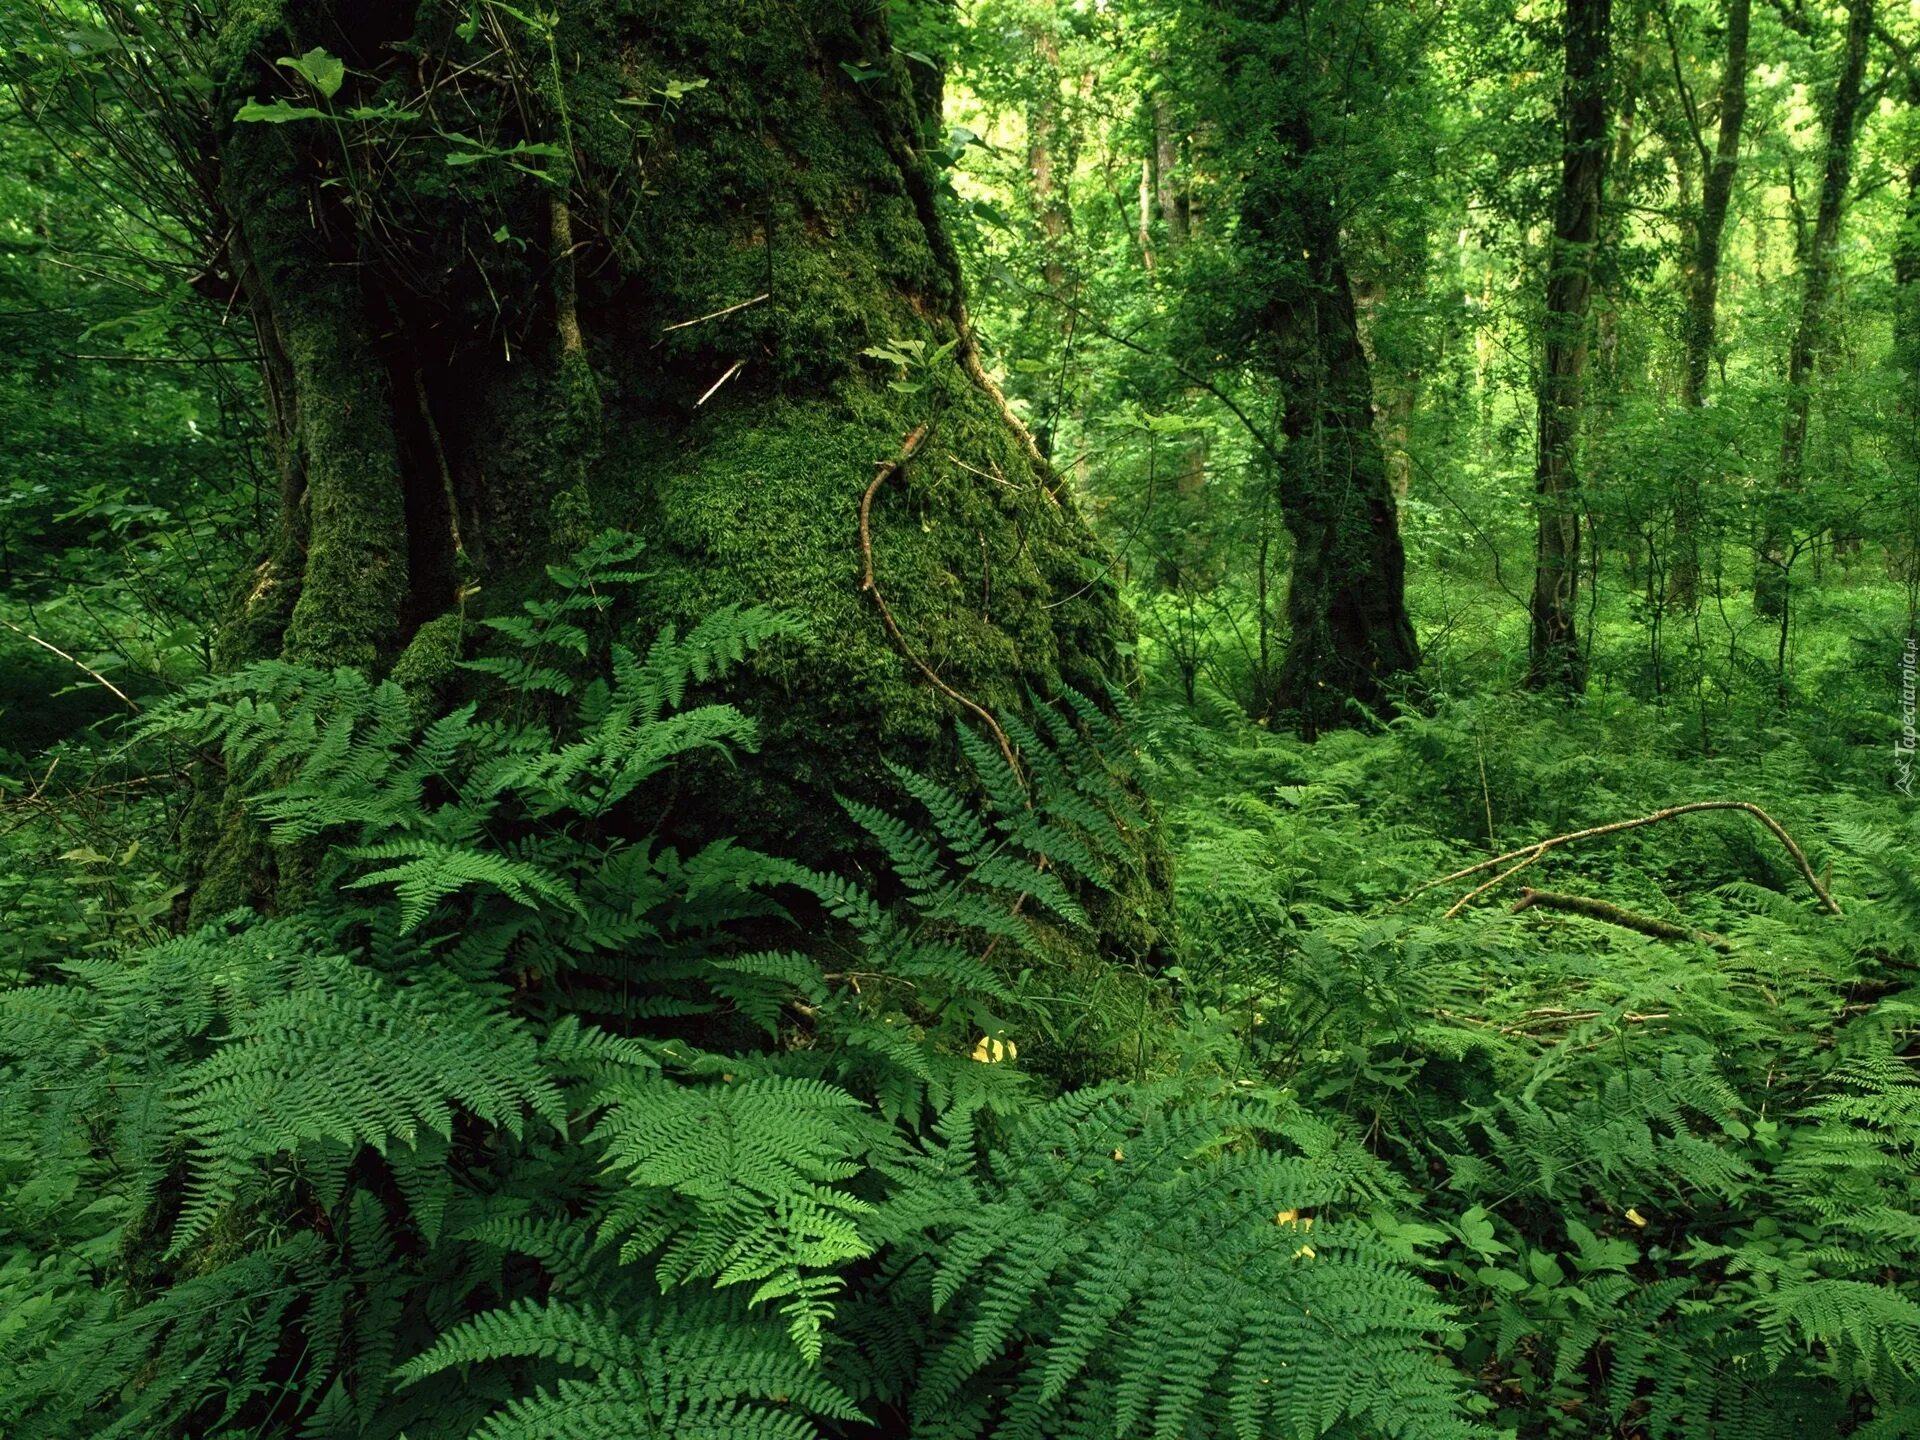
[585,358,1168,963]
[191,0,1172,963]
[211,535,301,671]
[181,781,277,924]
[389,611,467,715]
[220,122,409,671]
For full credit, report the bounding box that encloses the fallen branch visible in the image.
[1438,1005,1673,1035]
[1404,800,1840,917]
[1500,1006,1673,1035]
[1510,888,1730,950]
[0,618,139,713]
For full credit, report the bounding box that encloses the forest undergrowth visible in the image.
[4,0,1919,1434]
[2,538,1916,1438]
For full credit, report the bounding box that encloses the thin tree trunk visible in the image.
[1895,131,1920,624]
[1756,0,1872,618]
[1670,0,1751,611]
[1025,17,1075,458]
[1527,0,1613,692]
[1152,85,1188,245]
[1028,27,1070,297]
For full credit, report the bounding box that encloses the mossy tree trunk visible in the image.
[1259,219,1421,737]
[1526,0,1611,694]
[191,0,1168,962]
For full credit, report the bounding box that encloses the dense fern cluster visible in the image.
[1150,694,1920,1436]
[7,535,1918,1438]
[0,533,1484,1438]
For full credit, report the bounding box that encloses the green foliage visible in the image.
[1152,692,1920,1436]
[886,1086,1478,1440]
[6,1,1920,1436]
[0,534,1481,1438]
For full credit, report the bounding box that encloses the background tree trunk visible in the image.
[1266,232,1422,736]
[1894,75,1920,625]
[1670,0,1751,611]
[1755,0,1872,618]
[1216,2,1420,736]
[192,0,1169,961]
[1527,0,1613,692]
[1151,84,1189,246]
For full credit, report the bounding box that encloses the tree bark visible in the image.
[1883,40,1919,617]
[1527,0,1613,693]
[1756,0,1872,619]
[1219,6,1419,735]
[1151,84,1188,246]
[1028,22,1071,299]
[187,1,1169,961]
[1266,239,1422,736]
[1670,0,1751,611]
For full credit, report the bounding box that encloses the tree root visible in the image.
[858,422,1023,786]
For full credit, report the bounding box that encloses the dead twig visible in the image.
[660,291,769,333]
[0,618,139,713]
[1404,800,1841,917]
[695,359,745,407]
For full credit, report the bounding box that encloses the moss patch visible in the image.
[195,0,1172,963]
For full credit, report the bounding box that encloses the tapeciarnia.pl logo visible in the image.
[1899,636,1917,797]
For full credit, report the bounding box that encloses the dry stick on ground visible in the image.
[1440,1006,1673,1034]
[1509,887,1731,950]
[0,617,140,713]
[1403,800,1841,918]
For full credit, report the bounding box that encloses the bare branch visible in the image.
[1404,800,1841,915]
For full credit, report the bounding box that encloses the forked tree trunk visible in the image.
[1216,1,1418,737]
[1756,0,1872,618]
[188,0,1169,960]
[1527,0,1612,693]
[1670,0,1751,611]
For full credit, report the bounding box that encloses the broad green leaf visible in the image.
[276,47,345,99]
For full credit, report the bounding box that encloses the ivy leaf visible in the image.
[235,98,326,124]
[443,136,569,171]
[969,199,1011,230]
[839,61,888,83]
[276,47,345,100]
